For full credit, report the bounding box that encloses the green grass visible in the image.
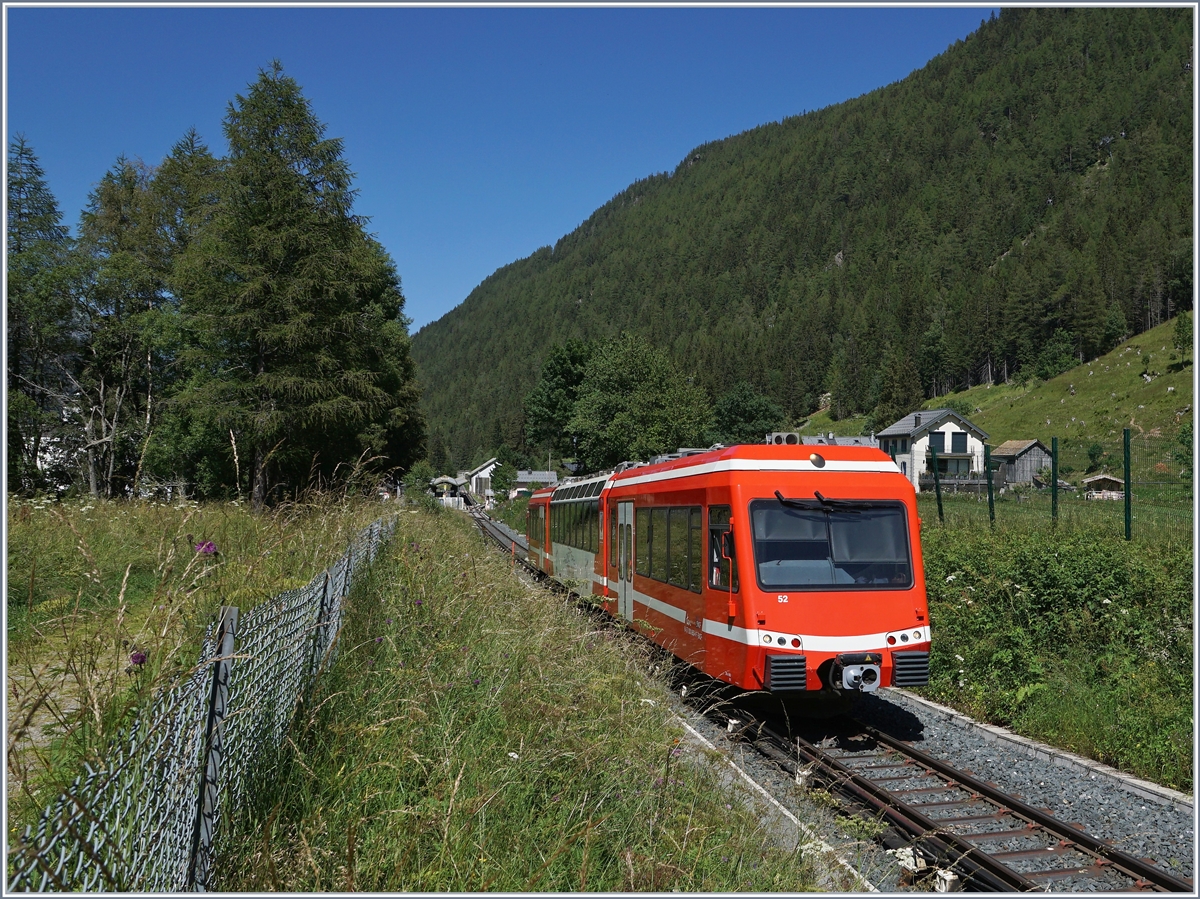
[213,509,851,892]
[927,317,1193,446]
[490,494,531,534]
[5,494,389,824]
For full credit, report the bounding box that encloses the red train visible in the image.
[526,443,929,707]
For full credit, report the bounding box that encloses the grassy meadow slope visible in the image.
[412,8,1192,469]
[800,317,1193,448]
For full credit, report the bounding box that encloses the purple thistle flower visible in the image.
[130,650,147,666]
[386,618,393,625]
[473,678,480,685]
[195,541,218,555]
[375,636,383,643]
[415,599,423,606]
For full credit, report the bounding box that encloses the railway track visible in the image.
[721,711,1193,892]
[468,507,1192,892]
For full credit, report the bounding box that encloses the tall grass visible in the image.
[919,525,1193,792]
[213,510,847,891]
[5,494,387,825]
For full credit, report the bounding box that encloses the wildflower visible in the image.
[386,617,393,625]
[130,650,147,666]
[375,636,383,643]
[473,678,480,685]
[954,654,964,662]
[508,752,520,760]
[195,541,218,555]
[670,747,683,756]
[415,599,423,606]
[945,574,956,583]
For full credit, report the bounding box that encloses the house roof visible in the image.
[463,457,498,479]
[992,439,1049,459]
[1082,473,1124,487]
[876,409,989,441]
[516,470,558,483]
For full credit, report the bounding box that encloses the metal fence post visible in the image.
[1051,437,1059,524]
[1124,428,1132,540]
[188,606,237,891]
[930,445,944,524]
[985,444,995,526]
[311,571,330,679]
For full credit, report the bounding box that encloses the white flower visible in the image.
[945,574,956,583]
[1102,599,1112,604]
[507,752,519,761]
[954,654,964,662]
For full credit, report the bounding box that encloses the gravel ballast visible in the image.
[854,689,1194,884]
[676,687,1194,890]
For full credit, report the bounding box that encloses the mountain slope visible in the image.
[411,8,1193,469]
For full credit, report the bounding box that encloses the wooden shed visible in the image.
[991,439,1052,485]
[1082,473,1124,500]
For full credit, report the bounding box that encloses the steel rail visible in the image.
[858,722,1194,892]
[750,722,1041,891]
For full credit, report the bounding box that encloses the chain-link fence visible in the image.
[918,431,1192,543]
[7,516,395,892]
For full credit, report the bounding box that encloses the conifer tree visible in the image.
[7,136,75,493]
[176,62,423,506]
[72,157,171,496]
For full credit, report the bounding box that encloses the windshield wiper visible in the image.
[774,489,864,512]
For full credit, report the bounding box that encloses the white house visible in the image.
[876,410,989,492]
[458,457,499,505]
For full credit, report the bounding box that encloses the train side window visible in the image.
[668,508,689,588]
[650,509,669,582]
[635,508,650,576]
[689,507,702,593]
[609,505,618,568]
[709,505,739,592]
[591,501,600,553]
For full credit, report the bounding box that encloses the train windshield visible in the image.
[749,499,912,589]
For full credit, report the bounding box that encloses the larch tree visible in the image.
[175,62,423,507]
[72,157,171,497]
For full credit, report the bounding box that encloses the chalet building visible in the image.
[991,439,1052,485]
[876,410,989,493]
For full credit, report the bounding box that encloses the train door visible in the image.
[617,501,634,621]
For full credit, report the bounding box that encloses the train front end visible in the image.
[715,444,929,702]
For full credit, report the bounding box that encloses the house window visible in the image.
[951,432,967,454]
[929,432,945,453]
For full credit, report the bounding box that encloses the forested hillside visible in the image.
[411,8,1193,471]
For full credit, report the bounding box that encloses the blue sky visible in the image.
[6,5,997,332]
